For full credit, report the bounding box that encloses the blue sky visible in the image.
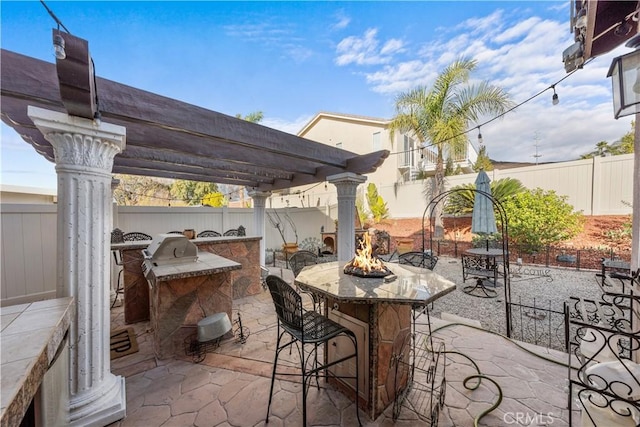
[1,1,634,190]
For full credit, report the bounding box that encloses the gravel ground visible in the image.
[429,256,604,350]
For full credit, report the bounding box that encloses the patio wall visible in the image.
[1,205,334,307]
[344,154,634,218]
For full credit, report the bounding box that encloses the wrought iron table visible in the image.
[462,248,507,298]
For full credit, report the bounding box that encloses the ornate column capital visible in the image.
[28,106,125,172]
[247,188,272,204]
[327,172,367,197]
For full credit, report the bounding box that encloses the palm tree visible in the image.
[389,57,512,238]
[595,140,611,157]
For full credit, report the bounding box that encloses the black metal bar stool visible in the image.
[264,275,362,427]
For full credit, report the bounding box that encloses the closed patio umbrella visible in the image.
[471,170,497,249]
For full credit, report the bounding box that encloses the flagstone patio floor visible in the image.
[108,264,580,427]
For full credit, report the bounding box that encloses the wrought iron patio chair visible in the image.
[166,230,183,234]
[110,232,151,307]
[288,250,323,312]
[197,230,221,238]
[223,225,246,236]
[460,254,498,298]
[123,231,152,241]
[110,228,125,309]
[264,275,362,427]
[398,251,438,270]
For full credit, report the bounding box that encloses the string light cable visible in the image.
[388,58,593,156]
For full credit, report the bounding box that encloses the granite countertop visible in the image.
[295,261,456,305]
[146,251,242,282]
[111,235,261,251]
[1,297,74,426]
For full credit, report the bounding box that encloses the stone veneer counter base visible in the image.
[112,236,261,324]
[146,252,242,360]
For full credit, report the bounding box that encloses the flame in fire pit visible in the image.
[344,233,393,278]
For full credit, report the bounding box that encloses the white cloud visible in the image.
[493,16,540,44]
[224,21,313,63]
[332,11,351,31]
[333,7,632,162]
[380,39,404,56]
[261,114,315,135]
[335,28,403,66]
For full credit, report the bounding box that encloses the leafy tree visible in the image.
[235,111,264,123]
[113,174,171,206]
[366,183,389,223]
[202,192,227,207]
[473,145,493,171]
[613,121,634,154]
[389,57,512,238]
[499,188,584,251]
[170,180,219,206]
[579,122,634,158]
[444,178,525,215]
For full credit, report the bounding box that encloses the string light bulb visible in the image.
[477,127,483,145]
[53,33,66,60]
[551,85,559,106]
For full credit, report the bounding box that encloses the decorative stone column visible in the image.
[28,106,126,426]
[248,188,271,266]
[328,173,366,262]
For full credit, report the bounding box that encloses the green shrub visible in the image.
[367,183,389,223]
[500,188,584,251]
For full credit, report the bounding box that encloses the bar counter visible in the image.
[111,235,261,324]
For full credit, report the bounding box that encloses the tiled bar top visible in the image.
[145,251,242,282]
[110,235,260,252]
[1,297,74,426]
[295,261,457,304]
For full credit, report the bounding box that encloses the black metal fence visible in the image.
[421,239,630,271]
[507,297,567,351]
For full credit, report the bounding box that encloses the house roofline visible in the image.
[298,111,389,137]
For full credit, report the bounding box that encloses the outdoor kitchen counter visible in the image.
[145,252,241,359]
[111,236,261,324]
[1,297,74,426]
[144,251,241,282]
[295,261,456,420]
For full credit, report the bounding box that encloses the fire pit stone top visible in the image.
[295,261,456,305]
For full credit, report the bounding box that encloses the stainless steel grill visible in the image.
[142,234,198,277]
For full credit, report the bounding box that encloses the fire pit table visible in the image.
[295,260,456,420]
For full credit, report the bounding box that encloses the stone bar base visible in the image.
[326,299,412,420]
[197,237,261,298]
[122,246,150,324]
[112,236,261,324]
[150,271,232,360]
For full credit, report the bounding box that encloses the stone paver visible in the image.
[108,264,576,427]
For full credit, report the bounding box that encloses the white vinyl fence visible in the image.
[1,205,335,306]
[376,154,634,218]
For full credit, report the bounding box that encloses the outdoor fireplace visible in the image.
[343,233,393,278]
